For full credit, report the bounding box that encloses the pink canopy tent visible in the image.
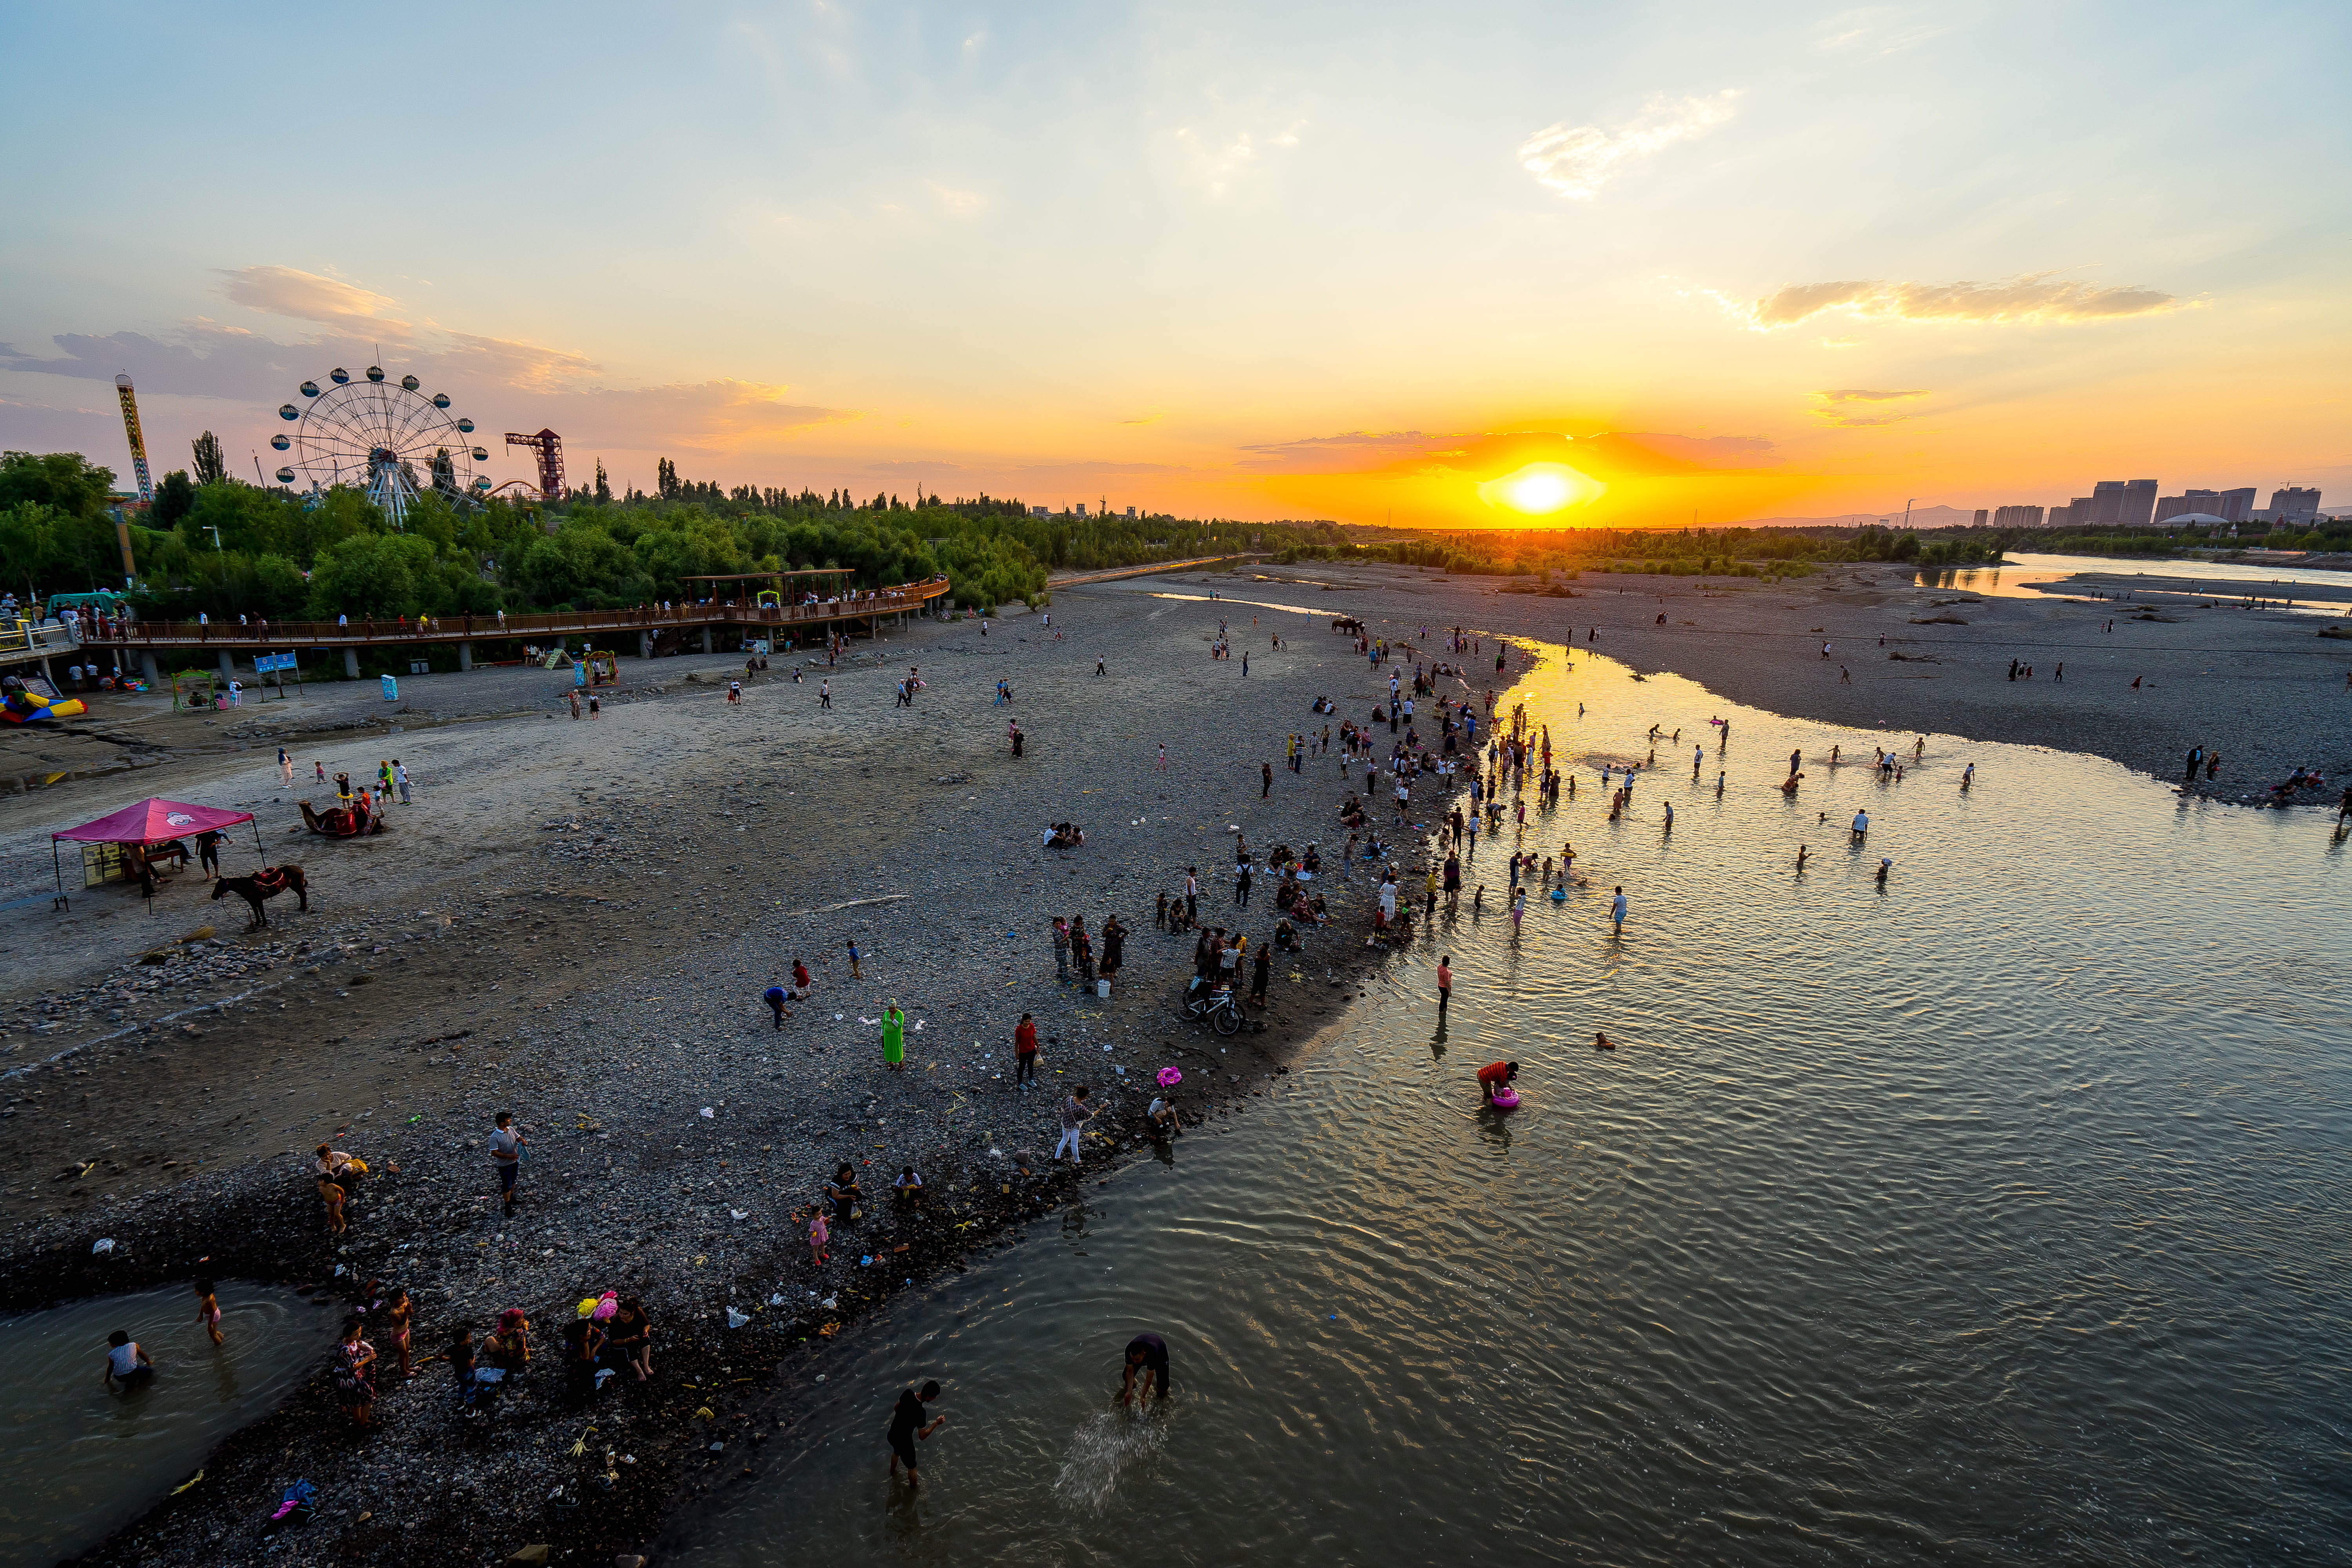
[50,797,261,910]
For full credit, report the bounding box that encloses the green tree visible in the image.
[0,450,115,517]
[152,469,198,530]
[191,431,227,486]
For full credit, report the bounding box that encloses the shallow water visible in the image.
[0,1281,344,1566]
[672,643,2350,1566]
[1917,551,2352,604]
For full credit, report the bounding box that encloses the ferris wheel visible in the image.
[271,364,490,526]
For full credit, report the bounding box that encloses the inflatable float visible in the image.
[0,678,85,724]
[1490,1087,1521,1111]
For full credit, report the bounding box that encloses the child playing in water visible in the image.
[194,1279,223,1346]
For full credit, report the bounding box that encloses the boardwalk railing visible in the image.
[91,577,953,650]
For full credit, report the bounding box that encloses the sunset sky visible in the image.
[3,2,2346,528]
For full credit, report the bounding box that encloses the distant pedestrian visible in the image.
[332,1317,378,1426]
[1850,809,1868,842]
[1056,1085,1094,1163]
[764,985,791,1027]
[1436,955,1452,1013]
[1053,917,1071,980]
[1261,761,1273,797]
[394,760,412,804]
[846,938,862,980]
[1122,1334,1171,1406]
[1875,857,1892,888]
[194,1279,224,1347]
[888,1380,946,1488]
[279,748,293,784]
[1609,886,1627,934]
[1249,941,1270,1006]
[491,1111,524,1212]
[806,1206,830,1267]
[1236,861,1253,906]
[881,1004,906,1071]
[1014,1012,1039,1089]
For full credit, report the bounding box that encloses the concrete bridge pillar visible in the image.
[139,651,162,685]
[458,642,474,672]
[342,648,361,679]
[638,631,653,659]
[699,627,713,654]
[217,650,236,681]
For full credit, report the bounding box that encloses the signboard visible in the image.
[254,651,298,674]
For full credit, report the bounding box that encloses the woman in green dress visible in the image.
[882,1005,906,1070]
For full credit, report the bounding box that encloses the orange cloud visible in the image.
[1718,272,2181,330]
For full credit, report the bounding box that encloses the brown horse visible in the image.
[212,866,309,928]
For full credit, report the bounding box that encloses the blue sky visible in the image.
[4,0,2345,523]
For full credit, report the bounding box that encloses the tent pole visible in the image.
[51,837,67,912]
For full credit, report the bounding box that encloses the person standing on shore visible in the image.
[1236,859,1253,907]
[491,1111,524,1213]
[888,1381,946,1488]
[1056,1085,1095,1164]
[1261,760,1273,798]
[279,747,293,784]
[1053,917,1071,982]
[882,1005,906,1071]
[1014,1012,1038,1089]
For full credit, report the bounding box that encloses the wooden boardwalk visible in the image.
[80,577,954,678]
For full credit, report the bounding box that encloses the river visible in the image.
[669,641,2348,1566]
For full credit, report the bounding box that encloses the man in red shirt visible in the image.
[1476,1060,1518,1102]
[1013,1013,1039,1091]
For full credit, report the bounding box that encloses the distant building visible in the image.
[2156,487,2259,525]
[2049,497,2092,528]
[2082,479,2158,527]
[1030,505,1051,519]
[1972,509,1988,527]
[1075,503,1088,518]
[1993,504,2044,528]
[2268,486,2321,521]
[1125,506,1138,519]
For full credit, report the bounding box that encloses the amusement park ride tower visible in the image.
[109,373,148,585]
[504,428,565,499]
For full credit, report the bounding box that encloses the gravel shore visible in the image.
[0,590,1397,1567]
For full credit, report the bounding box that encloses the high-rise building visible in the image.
[1972,508,1988,527]
[1030,505,1051,519]
[2156,487,2258,524]
[2083,479,2158,527]
[2049,497,2092,528]
[1075,503,1089,518]
[1993,505,2045,528]
[2268,486,2321,521]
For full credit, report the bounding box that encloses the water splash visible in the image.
[1052,1407,1169,1514]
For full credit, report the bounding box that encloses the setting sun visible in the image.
[1480,462,1604,516]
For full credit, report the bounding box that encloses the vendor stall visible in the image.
[48,797,261,912]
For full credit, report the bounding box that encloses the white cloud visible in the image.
[218,265,407,329]
[1811,388,1931,426]
[1718,272,2183,329]
[1172,122,1305,197]
[1518,91,1739,199]
[1814,6,1962,56]
[927,181,987,217]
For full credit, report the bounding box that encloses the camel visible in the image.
[299,799,383,837]
[212,866,309,929]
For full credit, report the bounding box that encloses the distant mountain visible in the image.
[1728,505,1982,530]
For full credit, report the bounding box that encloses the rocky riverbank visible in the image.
[0,586,1409,1567]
